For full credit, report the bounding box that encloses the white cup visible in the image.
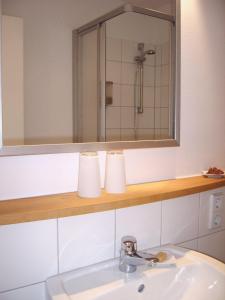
[78,152,101,198]
[105,151,126,194]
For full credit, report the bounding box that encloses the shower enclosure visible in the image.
[73,4,175,143]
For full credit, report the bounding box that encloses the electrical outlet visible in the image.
[208,193,224,229]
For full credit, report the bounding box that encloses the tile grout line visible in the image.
[114,209,117,258]
[56,218,60,274]
[176,228,225,246]
[197,228,225,240]
[160,200,163,246]
[119,39,122,140]
[196,193,201,250]
[0,281,45,295]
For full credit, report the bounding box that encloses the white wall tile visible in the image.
[106,129,120,141]
[121,129,135,141]
[121,63,135,85]
[0,283,46,300]
[178,239,198,251]
[0,220,57,292]
[121,107,134,129]
[155,85,171,109]
[121,85,134,107]
[143,87,154,108]
[122,40,137,63]
[161,65,170,86]
[115,202,161,256]
[136,129,155,140]
[160,108,169,128]
[155,66,161,87]
[156,65,170,87]
[160,86,169,107]
[143,65,154,86]
[198,230,225,263]
[106,61,121,84]
[162,42,170,65]
[155,129,161,139]
[155,87,161,107]
[155,108,161,128]
[160,129,170,139]
[161,194,199,245]
[136,108,154,129]
[58,211,115,273]
[199,187,225,237]
[106,37,121,62]
[106,107,121,129]
[155,46,162,66]
[111,83,120,107]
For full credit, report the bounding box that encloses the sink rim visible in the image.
[46,245,225,300]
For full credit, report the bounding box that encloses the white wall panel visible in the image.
[115,202,161,256]
[198,230,225,263]
[161,194,199,245]
[0,220,57,292]
[58,211,115,273]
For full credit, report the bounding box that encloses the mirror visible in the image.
[0,0,180,154]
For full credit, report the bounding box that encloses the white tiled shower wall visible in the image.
[0,188,225,300]
[105,37,171,141]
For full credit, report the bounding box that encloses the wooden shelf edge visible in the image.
[0,176,225,225]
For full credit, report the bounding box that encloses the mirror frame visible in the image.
[0,0,180,156]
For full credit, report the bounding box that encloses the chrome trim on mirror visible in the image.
[0,140,179,157]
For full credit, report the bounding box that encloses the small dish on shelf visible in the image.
[202,170,225,178]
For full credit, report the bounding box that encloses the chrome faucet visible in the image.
[119,236,159,273]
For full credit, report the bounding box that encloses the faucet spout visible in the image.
[119,236,159,273]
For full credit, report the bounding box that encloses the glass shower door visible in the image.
[73,24,106,143]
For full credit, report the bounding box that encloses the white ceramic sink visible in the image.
[46,246,225,300]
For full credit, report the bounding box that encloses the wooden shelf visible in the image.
[0,176,225,225]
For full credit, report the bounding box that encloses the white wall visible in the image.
[1,0,123,144]
[2,15,24,145]
[0,0,2,147]
[176,0,225,176]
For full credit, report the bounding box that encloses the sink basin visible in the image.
[46,246,225,300]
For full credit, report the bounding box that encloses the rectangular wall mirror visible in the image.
[0,0,180,156]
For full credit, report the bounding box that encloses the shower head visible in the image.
[134,42,156,63]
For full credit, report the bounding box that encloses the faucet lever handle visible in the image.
[121,236,137,255]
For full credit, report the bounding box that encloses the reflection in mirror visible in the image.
[105,13,174,142]
[1,0,177,146]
